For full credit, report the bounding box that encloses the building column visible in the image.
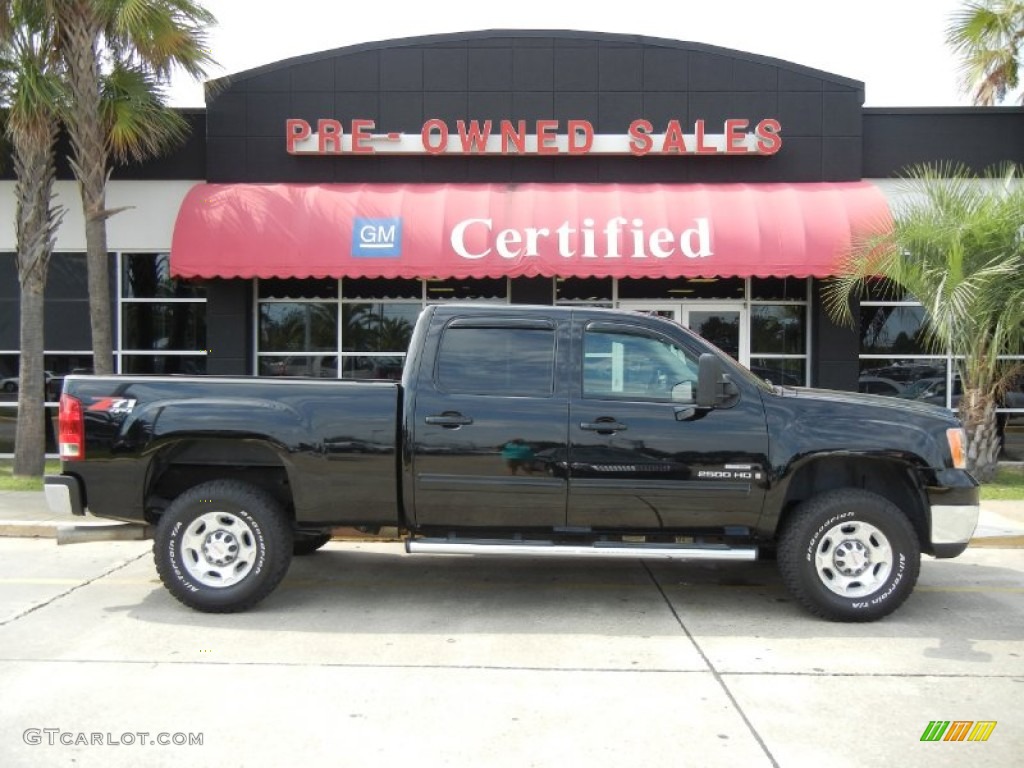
[205,279,251,375]
[810,278,859,391]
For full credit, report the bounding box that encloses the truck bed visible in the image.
[60,375,402,526]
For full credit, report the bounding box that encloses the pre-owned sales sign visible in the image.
[285,117,783,156]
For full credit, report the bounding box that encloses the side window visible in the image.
[583,327,698,402]
[437,324,555,397]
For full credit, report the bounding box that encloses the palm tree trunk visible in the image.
[60,1,114,375]
[12,129,62,477]
[14,287,46,477]
[960,388,1002,481]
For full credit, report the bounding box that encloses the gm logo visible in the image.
[352,218,402,258]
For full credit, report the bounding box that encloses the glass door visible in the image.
[682,304,747,365]
[621,302,748,366]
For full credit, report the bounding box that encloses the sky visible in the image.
[165,0,1016,109]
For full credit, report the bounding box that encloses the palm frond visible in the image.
[946,0,1024,104]
[101,60,187,162]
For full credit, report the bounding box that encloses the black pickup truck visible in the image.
[45,304,979,621]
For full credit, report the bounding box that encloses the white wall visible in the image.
[0,180,200,252]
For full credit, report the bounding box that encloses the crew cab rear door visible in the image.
[408,313,570,528]
[567,317,769,531]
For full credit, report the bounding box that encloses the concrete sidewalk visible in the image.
[0,488,1021,547]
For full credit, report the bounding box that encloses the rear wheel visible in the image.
[777,489,920,622]
[154,480,293,613]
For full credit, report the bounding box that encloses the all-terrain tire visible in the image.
[154,480,294,613]
[777,488,921,622]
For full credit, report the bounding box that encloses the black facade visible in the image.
[205,31,865,184]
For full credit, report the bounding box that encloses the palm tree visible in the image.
[825,163,1024,480]
[0,1,66,476]
[51,0,216,374]
[947,0,1024,105]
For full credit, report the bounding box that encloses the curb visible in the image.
[968,535,1024,549]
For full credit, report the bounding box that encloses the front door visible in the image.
[624,303,748,366]
[567,316,768,532]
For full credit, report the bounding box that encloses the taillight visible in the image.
[59,393,84,460]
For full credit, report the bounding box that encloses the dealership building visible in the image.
[1,30,1023,456]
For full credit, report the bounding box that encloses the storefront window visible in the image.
[0,405,59,454]
[259,303,338,352]
[860,305,928,355]
[341,303,419,352]
[857,358,948,399]
[123,304,206,351]
[750,277,808,301]
[340,302,419,379]
[863,278,916,302]
[119,253,208,375]
[749,304,807,385]
[749,358,806,387]
[751,305,806,355]
[0,253,97,456]
[259,355,337,378]
[618,277,745,300]
[1003,363,1024,460]
[556,277,613,305]
[426,277,507,301]
[122,355,208,375]
[257,283,423,381]
[340,355,405,381]
[342,278,422,300]
[122,253,205,299]
[258,278,338,300]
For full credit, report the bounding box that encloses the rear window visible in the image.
[436,325,555,397]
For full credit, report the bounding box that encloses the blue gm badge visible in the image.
[352,218,402,258]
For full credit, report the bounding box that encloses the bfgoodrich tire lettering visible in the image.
[777,489,921,622]
[154,480,293,613]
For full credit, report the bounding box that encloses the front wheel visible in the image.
[777,489,921,622]
[154,480,294,613]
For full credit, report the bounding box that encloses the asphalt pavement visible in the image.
[1,489,1022,767]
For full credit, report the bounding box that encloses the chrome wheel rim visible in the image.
[814,520,893,598]
[180,511,258,588]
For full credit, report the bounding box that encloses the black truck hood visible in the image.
[775,385,959,424]
[759,384,962,471]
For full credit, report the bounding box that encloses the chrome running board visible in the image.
[406,538,757,561]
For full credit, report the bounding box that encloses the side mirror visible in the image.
[696,353,737,408]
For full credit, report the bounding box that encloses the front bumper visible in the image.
[44,475,85,517]
[927,469,980,558]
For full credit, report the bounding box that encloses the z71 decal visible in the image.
[87,397,137,415]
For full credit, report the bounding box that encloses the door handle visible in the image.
[425,413,474,428]
[579,420,627,433]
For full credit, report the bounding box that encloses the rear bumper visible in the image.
[44,475,85,517]
[927,469,980,558]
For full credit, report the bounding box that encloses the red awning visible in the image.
[170,182,891,280]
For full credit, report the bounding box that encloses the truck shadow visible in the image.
[129,543,1024,650]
